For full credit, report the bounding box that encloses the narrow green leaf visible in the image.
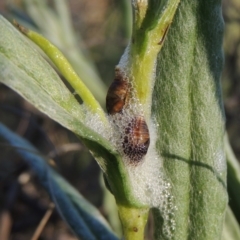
[0,15,112,169]
[13,21,106,121]
[153,0,228,239]
[0,16,84,119]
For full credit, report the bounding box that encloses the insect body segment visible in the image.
[106,69,129,114]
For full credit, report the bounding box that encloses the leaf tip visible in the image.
[13,20,29,35]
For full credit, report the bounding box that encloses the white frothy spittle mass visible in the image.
[82,104,114,144]
[82,61,176,239]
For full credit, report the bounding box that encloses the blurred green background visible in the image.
[0,0,239,239]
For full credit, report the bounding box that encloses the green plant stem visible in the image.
[130,0,180,118]
[117,205,149,240]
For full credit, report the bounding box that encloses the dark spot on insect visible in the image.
[122,116,150,162]
[106,68,129,114]
[133,227,138,232]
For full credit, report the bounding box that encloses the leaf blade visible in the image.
[153,0,227,239]
[0,15,117,170]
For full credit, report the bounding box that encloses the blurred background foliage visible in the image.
[222,0,240,227]
[0,0,239,239]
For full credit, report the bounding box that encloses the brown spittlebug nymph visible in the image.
[122,116,150,163]
[106,68,129,115]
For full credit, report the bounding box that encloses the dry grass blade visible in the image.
[0,211,12,240]
[31,203,55,240]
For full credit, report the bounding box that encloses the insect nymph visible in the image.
[106,68,150,163]
[122,116,150,162]
[106,68,129,115]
